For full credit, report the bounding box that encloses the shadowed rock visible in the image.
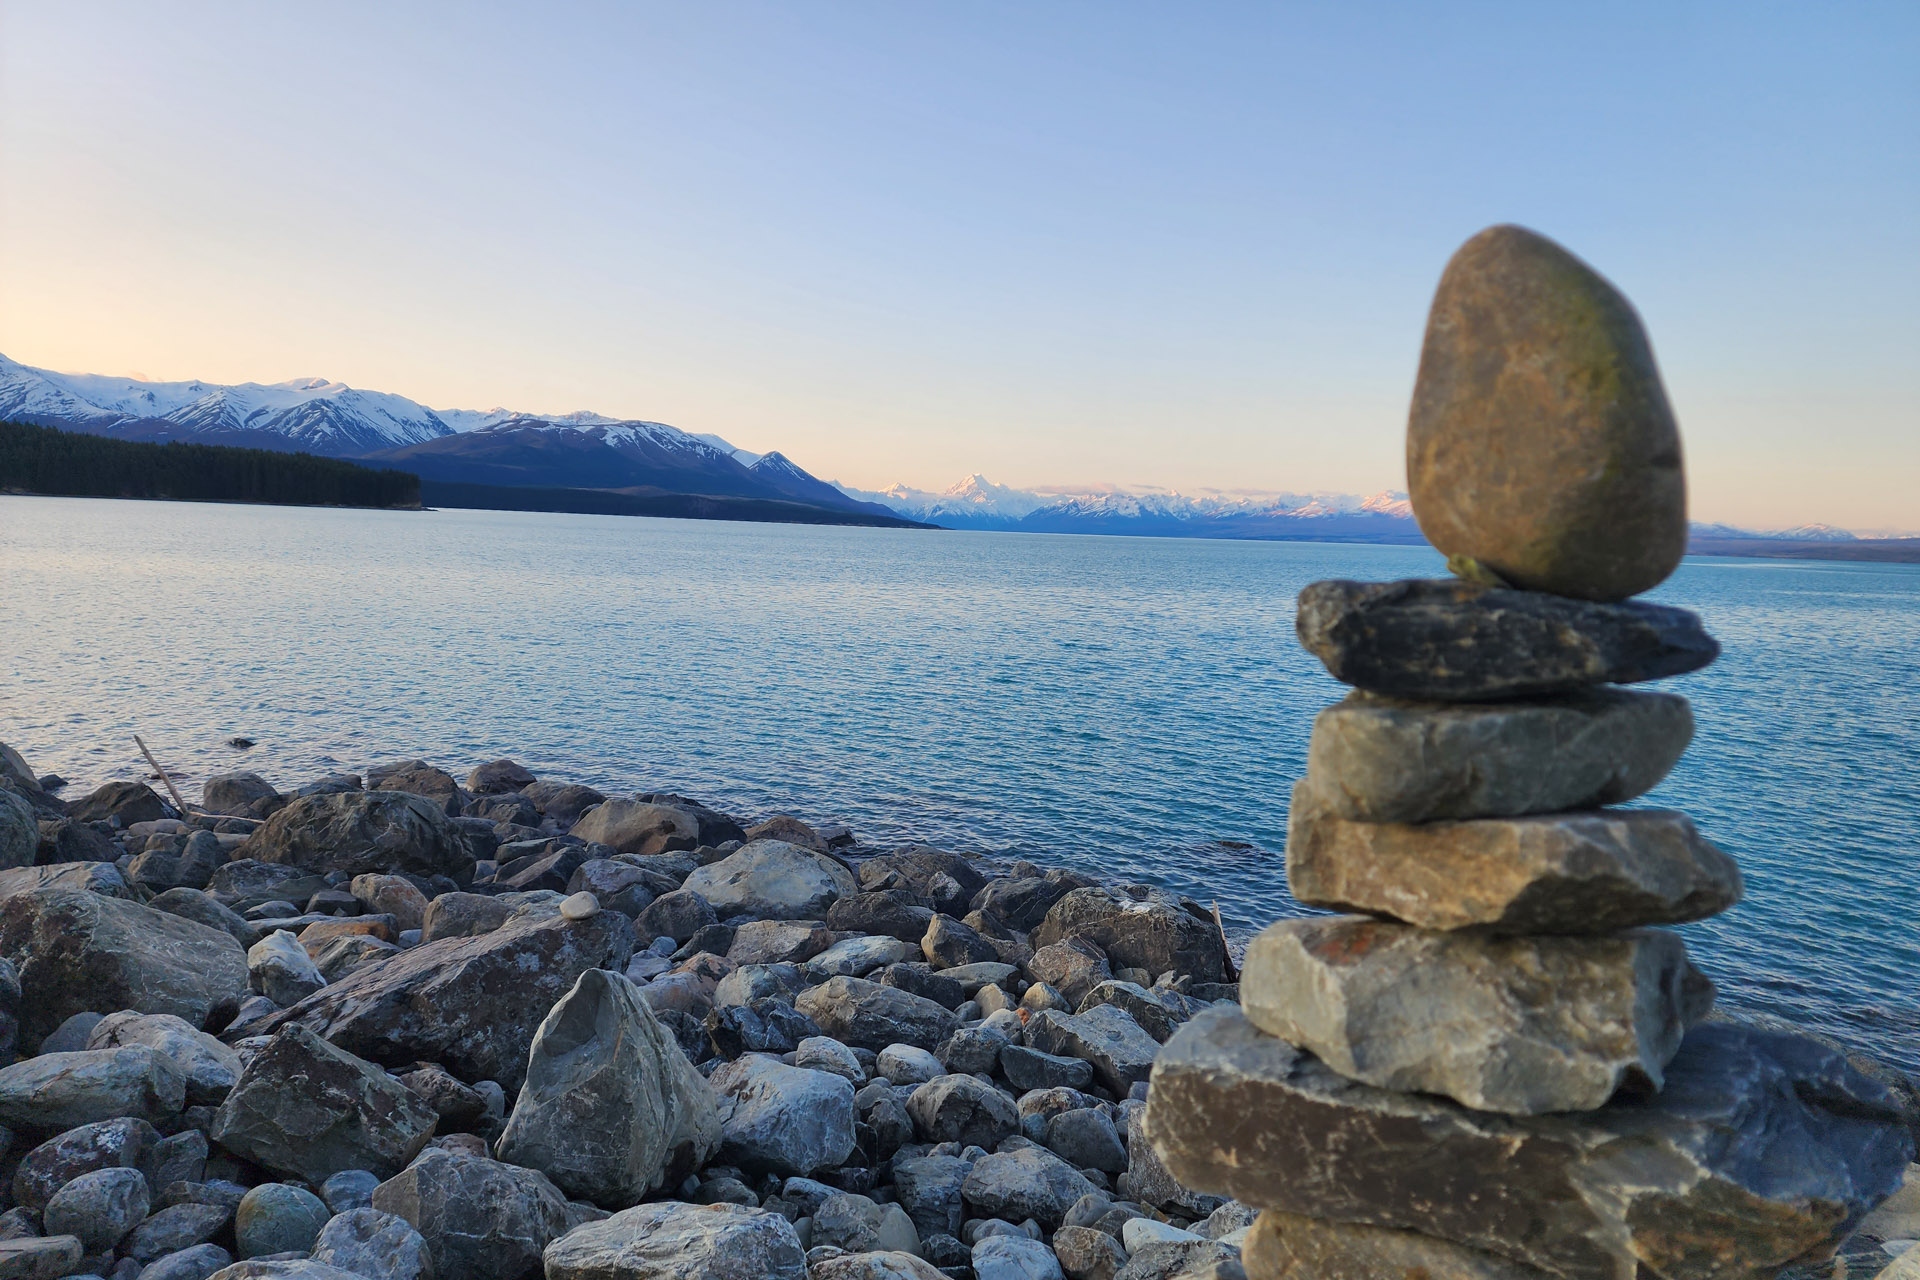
[237,792,473,882]
[1031,887,1229,986]
[373,1148,571,1280]
[1244,1208,1553,1280]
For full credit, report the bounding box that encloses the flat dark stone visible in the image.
[1296,578,1718,700]
[1143,1007,1911,1280]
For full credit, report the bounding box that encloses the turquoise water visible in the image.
[3,495,1916,1071]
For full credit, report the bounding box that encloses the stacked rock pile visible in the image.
[1143,226,1916,1279]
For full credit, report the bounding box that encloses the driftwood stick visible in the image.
[134,734,191,818]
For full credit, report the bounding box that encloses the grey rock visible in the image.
[121,1202,232,1265]
[963,1145,1100,1229]
[205,1260,367,1279]
[566,860,659,917]
[44,1166,150,1252]
[682,840,856,920]
[922,914,1000,968]
[347,876,428,933]
[68,780,168,826]
[153,1129,209,1189]
[0,861,132,901]
[0,889,248,1044]
[1306,688,1694,824]
[0,1235,85,1280]
[523,782,606,825]
[811,1193,920,1256]
[827,891,936,944]
[1053,1225,1129,1280]
[807,934,912,979]
[876,1044,944,1086]
[892,1153,972,1239]
[236,793,472,881]
[713,963,796,1008]
[320,1170,381,1214]
[1143,1006,1913,1280]
[907,1074,1019,1148]
[394,1063,488,1129]
[793,1036,865,1083]
[0,1047,185,1130]
[1285,783,1744,934]
[940,1024,1012,1076]
[362,761,462,816]
[933,961,1019,995]
[1025,1006,1161,1096]
[567,800,700,856]
[1047,1108,1128,1174]
[870,963,966,1012]
[1074,983,1180,1044]
[795,977,959,1052]
[1002,1045,1096,1092]
[234,1183,331,1259]
[146,889,258,950]
[1117,1107,1222,1219]
[1241,1208,1550,1280]
[136,1243,234,1280]
[726,920,831,966]
[541,1200,806,1280]
[856,849,988,915]
[250,910,633,1091]
[207,862,330,914]
[413,890,515,941]
[0,788,34,870]
[635,890,717,945]
[371,1148,571,1280]
[466,759,536,795]
[1032,888,1228,987]
[309,1208,433,1280]
[709,1055,856,1176]
[1111,1239,1239,1280]
[1026,940,1112,1008]
[309,934,400,983]
[496,968,721,1206]
[1295,578,1719,702]
[201,775,284,821]
[209,1025,438,1182]
[11,1116,159,1211]
[973,1230,1068,1280]
[973,873,1095,933]
[246,932,327,1006]
[1241,917,1714,1114]
[43,1010,110,1053]
[809,1252,947,1280]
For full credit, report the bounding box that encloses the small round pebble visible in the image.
[560,891,600,920]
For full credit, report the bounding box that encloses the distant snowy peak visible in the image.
[842,475,1418,526]
[692,432,764,468]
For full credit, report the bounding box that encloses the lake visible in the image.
[3,494,1916,1072]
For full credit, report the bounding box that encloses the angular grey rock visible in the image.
[210,1025,438,1182]
[1027,940,1113,1008]
[727,919,831,966]
[137,1242,234,1280]
[794,1035,865,1082]
[1285,784,1744,934]
[808,934,912,979]
[635,890,718,945]
[1242,1208,1551,1280]
[201,774,285,820]
[1111,1239,1239,1280]
[496,968,721,1206]
[681,840,856,920]
[709,1055,856,1176]
[1075,982,1181,1044]
[811,1193,921,1256]
[855,848,987,916]
[10,1116,158,1211]
[85,1012,241,1106]
[0,1235,84,1279]
[1241,917,1714,1114]
[348,874,429,932]
[247,931,327,1006]
[371,1148,572,1280]
[1001,1045,1096,1093]
[923,914,1000,968]
[1143,1006,1914,1280]
[234,1183,331,1258]
[0,888,248,1043]
[1031,887,1229,986]
[395,1061,489,1129]
[1295,578,1719,702]
[250,910,633,1090]
[567,859,659,916]
[1116,1105,1223,1219]
[0,860,132,900]
[542,1200,807,1280]
[310,934,401,983]
[940,1024,1013,1076]
[1047,1108,1128,1174]
[827,890,936,944]
[0,1046,185,1129]
[973,1234,1067,1280]
[893,1153,972,1239]
[309,1207,434,1280]
[237,792,472,881]
[1052,1225,1129,1280]
[121,1201,233,1265]
[1025,1006,1161,1096]
[44,1165,150,1253]
[68,779,169,825]
[0,788,34,870]
[467,758,536,794]
[207,1260,367,1279]
[907,1074,1019,1148]
[877,1044,945,1085]
[149,1128,210,1188]
[964,1145,1099,1229]
[207,861,331,913]
[795,976,960,1052]
[567,799,700,856]
[1305,688,1694,823]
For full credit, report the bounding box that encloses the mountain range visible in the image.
[1,353,1887,544]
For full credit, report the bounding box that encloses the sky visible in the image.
[1,3,1915,531]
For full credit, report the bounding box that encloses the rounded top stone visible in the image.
[559,891,601,921]
[1407,224,1687,602]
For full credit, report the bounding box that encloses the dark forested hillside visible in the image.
[0,420,420,509]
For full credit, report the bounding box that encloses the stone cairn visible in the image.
[1141,226,1915,1280]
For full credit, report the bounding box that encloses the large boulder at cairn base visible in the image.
[1244,1209,1553,1280]
[682,839,857,920]
[210,1025,438,1182]
[1304,688,1694,824]
[1143,1007,1914,1280]
[568,799,701,856]
[1295,579,1719,702]
[251,910,634,1090]
[496,968,721,1206]
[1240,918,1714,1114]
[372,1148,571,1280]
[0,888,248,1043]
[237,792,473,882]
[1031,886,1230,986]
[1408,225,1687,603]
[1285,783,1742,935]
[542,1201,807,1280]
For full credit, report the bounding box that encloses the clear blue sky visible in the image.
[2,3,1915,529]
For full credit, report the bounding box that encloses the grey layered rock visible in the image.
[234,1183,331,1258]
[251,910,633,1090]
[1243,1208,1552,1280]
[1285,785,1743,934]
[237,792,472,881]
[85,1011,241,1105]
[568,799,701,856]
[907,1074,1019,1148]
[211,1025,437,1181]
[795,976,960,1052]
[1304,688,1694,823]
[1143,1007,1913,1280]
[963,1145,1100,1229]
[1031,887,1229,986]
[0,888,248,1043]
[541,1200,807,1280]
[682,840,856,920]
[1241,917,1714,1114]
[1025,1006,1161,1096]
[247,931,327,1006]
[11,1116,158,1210]
[709,1055,856,1176]
[0,1046,185,1129]
[309,1207,434,1280]
[371,1148,572,1280]
[496,968,721,1206]
[44,1166,150,1252]
[1295,579,1719,702]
